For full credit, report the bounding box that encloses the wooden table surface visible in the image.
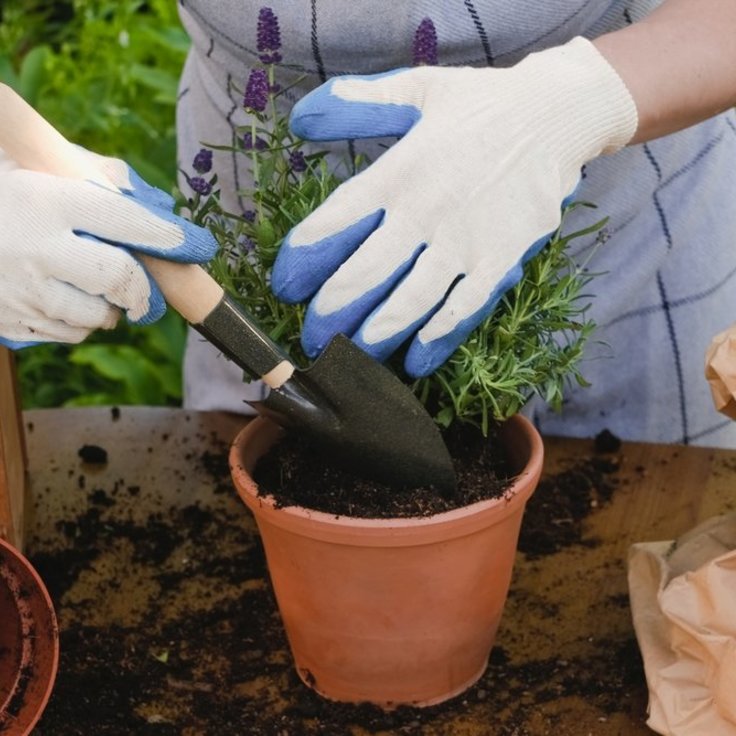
[20,407,736,735]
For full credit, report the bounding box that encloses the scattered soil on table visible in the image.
[22,426,646,735]
[76,444,108,466]
[519,432,621,559]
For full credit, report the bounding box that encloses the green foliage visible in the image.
[0,0,188,188]
[1,0,191,408]
[188,63,606,434]
[17,310,187,408]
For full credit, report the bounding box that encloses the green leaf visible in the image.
[64,392,126,408]
[141,311,187,361]
[128,63,180,101]
[0,55,19,90]
[139,25,191,55]
[254,219,277,248]
[18,44,51,104]
[69,344,167,405]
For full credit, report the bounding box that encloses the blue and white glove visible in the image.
[0,148,217,349]
[273,37,637,377]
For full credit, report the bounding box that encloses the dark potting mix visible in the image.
[253,421,516,518]
[24,409,647,735]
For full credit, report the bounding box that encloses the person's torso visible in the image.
[178,0,664,77]
[177,1,736,449]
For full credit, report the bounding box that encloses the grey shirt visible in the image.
[176,0,736,447]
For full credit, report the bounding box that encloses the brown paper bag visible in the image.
[705,324,736,420]
[628,514,736,735]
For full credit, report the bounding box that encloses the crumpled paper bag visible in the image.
[706,324,736,419]
[628,513,736,736]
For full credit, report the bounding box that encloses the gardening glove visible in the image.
[272,37,638,377]
[0,146,217,349]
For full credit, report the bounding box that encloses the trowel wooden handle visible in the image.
[136,258,223,325]
[0,83,295,388]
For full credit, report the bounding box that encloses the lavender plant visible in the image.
[183,9,606,435]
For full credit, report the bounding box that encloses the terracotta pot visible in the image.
[229,414,543,707]
[0,538,59,735]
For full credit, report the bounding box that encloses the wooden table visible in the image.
[20,407,736,735]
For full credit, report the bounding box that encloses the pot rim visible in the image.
[0,537,59,735]
[229,414,544,545]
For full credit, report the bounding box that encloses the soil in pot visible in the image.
[253,420,517,517]
[250,420,621,555]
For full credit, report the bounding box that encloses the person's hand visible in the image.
[0,147,217,349]
[272,37,638,377]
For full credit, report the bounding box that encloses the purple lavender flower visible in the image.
[238,234,257,253]
[257,7,282,64]
[243,132,267,151]
[412,18,438,66]
[243,209,257,223]
[289,150,307,173]
[192,148,213,174]
[188,176,212,196]
[243,68,269,112]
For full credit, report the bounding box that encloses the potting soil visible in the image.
[254,421,516,517]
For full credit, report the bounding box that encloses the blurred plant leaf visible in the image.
[69,344,167,405]
[18,44,51,104]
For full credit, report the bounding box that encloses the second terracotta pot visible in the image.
[229,414,543,707]
[0,537,59,735]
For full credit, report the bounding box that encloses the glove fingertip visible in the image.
[300,289,376,359]
[271,235,316,304]
[404,338,448,378]
[289,85,333,140]
[351,332,392,364]
[124,165,175,210]
[406,291,505,378]
[180,223,219,264]
[300,315,330,360]
[128,278,167,326]
[272,209,385,303]
[353,313,428,366]
[301,304,348,359]
[290,71,421,141]
[125,200,219,264]
[405,284,510,378]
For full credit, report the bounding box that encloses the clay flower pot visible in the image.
[0,538,59,735]
[229,414,543,708]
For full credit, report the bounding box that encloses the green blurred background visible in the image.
[0,0,190,408]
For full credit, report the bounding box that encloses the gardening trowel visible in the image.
[0,84,457,493]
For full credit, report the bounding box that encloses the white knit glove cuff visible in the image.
[522,37,638,165]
